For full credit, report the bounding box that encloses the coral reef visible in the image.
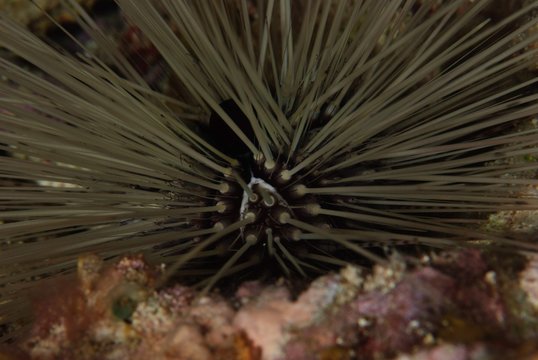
[3,249,538,359]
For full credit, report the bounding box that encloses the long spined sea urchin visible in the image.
[2,0,538,340]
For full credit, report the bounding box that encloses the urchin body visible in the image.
[2,0,538,340]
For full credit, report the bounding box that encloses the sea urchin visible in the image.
[2,0,538,340]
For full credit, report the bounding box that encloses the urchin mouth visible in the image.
[217,161,320,255]
[239,176,287,225]
[241,170,310,240]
